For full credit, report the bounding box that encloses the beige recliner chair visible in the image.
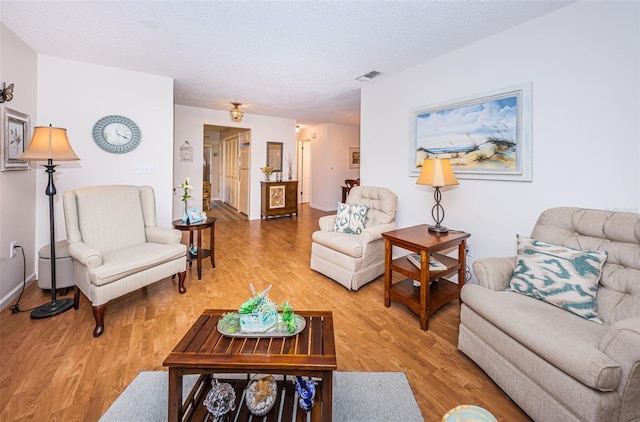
[310,186,397,290]
[63,185,187,337]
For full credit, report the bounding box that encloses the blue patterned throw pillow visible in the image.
[507,235,607,324]
[333,202,369,234]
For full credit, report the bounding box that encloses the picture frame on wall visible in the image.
[1,107,31,171]
[410,83,532,181]
[349,147,360,169]
[187,208,203,224]
[266,141,283,172]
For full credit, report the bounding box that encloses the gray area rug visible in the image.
[99,371,423,421]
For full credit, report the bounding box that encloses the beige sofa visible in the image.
[63,185,187,337]
[458,207,640,421]
[310,186,397,290]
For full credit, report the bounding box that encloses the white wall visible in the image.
[361,1,640,273]
[0,23,38,307]
[299,123,360,211]
[174,105,297,220]
[34,56,175,263]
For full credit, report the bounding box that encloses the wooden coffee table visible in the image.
[163,309,337,421]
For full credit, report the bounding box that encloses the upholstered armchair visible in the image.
[310,186,397,290]
[63,185,187,337]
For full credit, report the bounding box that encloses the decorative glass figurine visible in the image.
[203,378,236,421]
[293,376,316,411]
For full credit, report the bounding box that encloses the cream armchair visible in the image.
[63,185,187,337]
[310,186,397,290]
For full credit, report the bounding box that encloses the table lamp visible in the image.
[416,157,459,233]
[20,125,80,319]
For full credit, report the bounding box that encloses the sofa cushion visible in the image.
[507,235,607,323]
[333,202,369,234]
[461,284,621,391]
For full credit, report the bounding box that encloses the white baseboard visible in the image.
[1,275,36,312]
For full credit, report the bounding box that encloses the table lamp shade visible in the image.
[20,126,79,161]
[416,158,459,187]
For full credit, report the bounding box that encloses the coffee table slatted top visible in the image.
[163,309,337,373]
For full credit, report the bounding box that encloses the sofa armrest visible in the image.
[600,316,640,374]
[67,241,103,268]
[600,317,640,416]
[319,215,336,232]
[361,222,396,245]
[146,226,182,244]
[472,257,517,291]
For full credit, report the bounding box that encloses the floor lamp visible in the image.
[416,158,459,233]
[20,125,80,319]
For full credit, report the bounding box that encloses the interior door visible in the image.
[298,139,311,203]
[223,135,239,209]
[238,138,250,215]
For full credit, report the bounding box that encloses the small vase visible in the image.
[182,203,189,224]
[293,376,316,411]
[288,169,292,180]
[265,173,271,181]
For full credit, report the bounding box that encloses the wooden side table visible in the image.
[382,225,470,330]
[172,217,216,280]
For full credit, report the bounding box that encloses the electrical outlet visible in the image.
[466,242,472,257]
[9,241,17,258]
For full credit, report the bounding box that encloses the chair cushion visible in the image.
[507,235,607,323]
[89,242,186,286]
[312,231,363,258]
[346,186,397,227]
[333,202,369,234]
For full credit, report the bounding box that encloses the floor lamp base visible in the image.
[30,298,74,319]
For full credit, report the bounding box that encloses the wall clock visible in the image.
[92,115,141,154]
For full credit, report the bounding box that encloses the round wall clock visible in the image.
[92,115,141,154]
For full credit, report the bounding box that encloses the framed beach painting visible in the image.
[1,107,31,171]
[410,83,532,181]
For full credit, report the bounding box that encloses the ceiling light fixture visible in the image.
[229,103,244,122]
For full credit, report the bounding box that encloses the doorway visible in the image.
[298,139,311,204]
[204,125,250,217]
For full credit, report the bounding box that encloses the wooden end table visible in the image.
[172,217,216,280]
[382,225,470,330]
[163,309,337,422]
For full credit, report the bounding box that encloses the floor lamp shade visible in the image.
[20,126,79,161]
[416,158,459,233]
[20,125,79,319]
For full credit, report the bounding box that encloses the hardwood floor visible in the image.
[0,205,530,421]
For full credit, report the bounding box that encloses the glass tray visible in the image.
[217,314,306,338]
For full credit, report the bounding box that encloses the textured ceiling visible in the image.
[1,1,572,127]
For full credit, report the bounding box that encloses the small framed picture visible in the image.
[1,107,31,171]
[187,208,202,224]
[349,147,360,169]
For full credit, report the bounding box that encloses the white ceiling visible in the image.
[1,1,572,127]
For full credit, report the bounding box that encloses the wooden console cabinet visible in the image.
[261,181,298,219]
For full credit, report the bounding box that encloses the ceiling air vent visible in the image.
[355,70,382,82]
